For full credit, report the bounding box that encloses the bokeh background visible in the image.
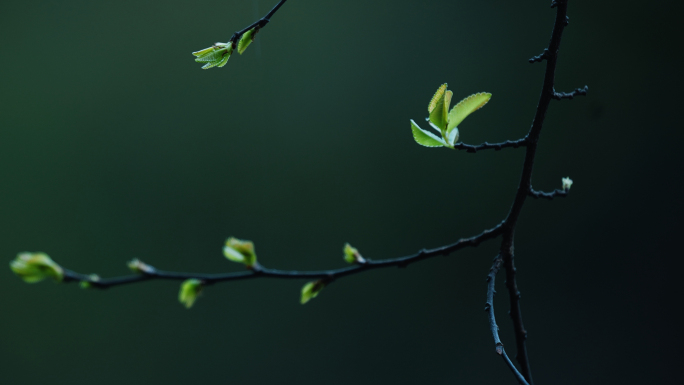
[1,0,682,384]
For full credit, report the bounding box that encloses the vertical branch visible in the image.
[496,1,577,384]
[486,255,530,385]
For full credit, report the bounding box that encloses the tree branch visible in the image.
[452,138,528,153]
[485,255,530,385]
[528,49,549,64]
[228,0,289,44]
[552,85,589,100]
[528,188,568,200]
[495,1,581,383]
[62,222,505,289]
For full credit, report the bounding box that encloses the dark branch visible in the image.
[552,85,588,100]
[452,138,528,153]
[528,49,549,64]
[495,1,579,383]
[485,255,504,355]
[62,222,505,289]
[528,188,568,200]
[228,0,289,44]
[502,350,531,385]
[485,255,530,385]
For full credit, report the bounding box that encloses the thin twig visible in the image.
[528,188,568,200]
[528,49,549,64]
[228,0,289,44]
[485,255,530,385]
[552,85,589,100]
[452,138,528,153]
[62,222,505,289]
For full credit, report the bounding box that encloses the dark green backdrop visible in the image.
[2,1,682,384]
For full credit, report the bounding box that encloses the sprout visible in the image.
[300,280,325,305]
[127,258,154,274]
[343,243,365,264]
[410,83,492,148]
[79,274,101,289]
[562,177,573,191]
[237,28,256,54]
[10,252,64,283]
[223,237,257,268]
[179,279,204,309]
[192,42,233,69]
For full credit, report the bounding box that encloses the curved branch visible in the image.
[63,222,505,289]
[485,255,530,385]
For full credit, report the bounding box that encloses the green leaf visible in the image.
[223,237,257,268]
[192,43,233,69]
[192,47,214,57]
[217,52,231,68]
[447,92,492,131]
[10,252,64,283]
[179,279,203,309]
[300,280,325,304]
[410,120,445,147]
[428,84,450,131]
[237,28,256,55]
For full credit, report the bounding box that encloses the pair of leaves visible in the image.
[192,28,257,70]
[411,84,491,148]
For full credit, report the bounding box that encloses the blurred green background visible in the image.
[1,0,682,384]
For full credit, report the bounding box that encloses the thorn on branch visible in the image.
[552,85,588,100]
[529,49,549,64]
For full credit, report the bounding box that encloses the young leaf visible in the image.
[10,252,64,283]
[193,43,233,70]
[447,93,492,131]
[447,127,459,145]
[192,47,215,57]
[238,28,256,55]
[343,243,365,264]
[410,120,446,147]
[562,177,573,191]
[428,84,447,113]
[223,237,257,268]
[300,280,325,304]
[217,52,231,68]
[179,279,204,309]
[428,84,449,130]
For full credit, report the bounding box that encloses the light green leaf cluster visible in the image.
[223,237,257,268]
[300,280,325,304]
[192,42,234,69]
[10,252,64,283]
[179,279,204,309]
[411,84,491,149]
[343,243,365,264]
